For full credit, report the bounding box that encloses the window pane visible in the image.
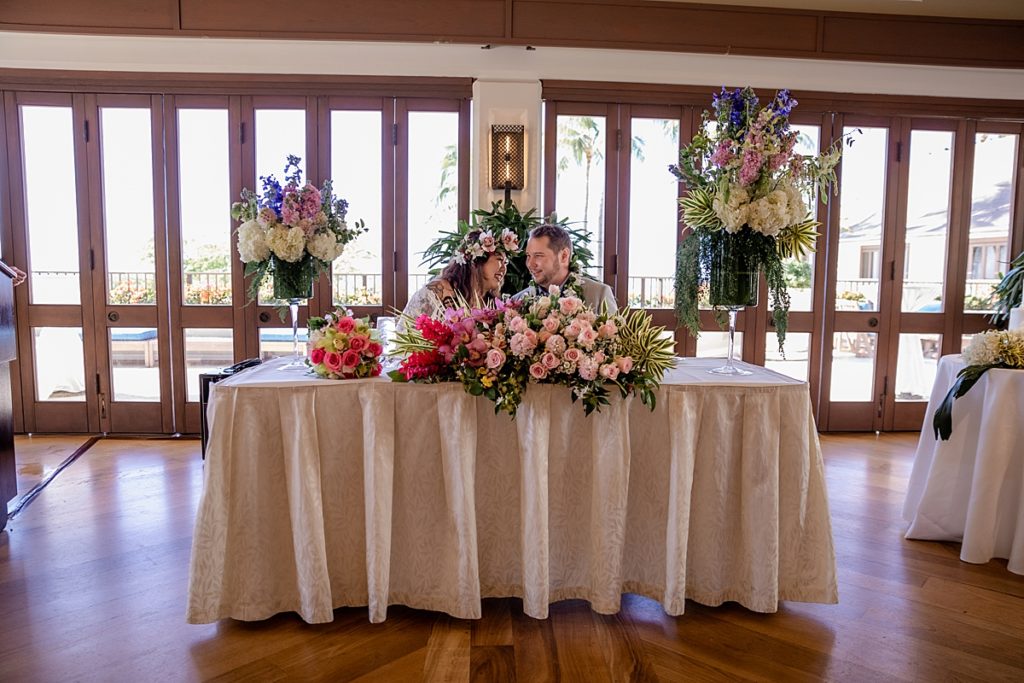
[696,331,743,359]
[255,109,306,184]
[903,130,954,312]
[33,327,85,401]
[895,333,940,402]
[784,125,820,313]
[765,332,810,381]
[965,132,1017,313]
[407,111,459,296]
[184,328,234,402]
[110,328,160,402]
[255,109,306,305]
[101,108,156,305]
[21,106,80,305]
[830,332,877,401]
[627,118,678,308]
[259,327,309,361]
[179,109,232,306]
[837,127,888,312]
[556,115,606,281]
[331,110,383,306]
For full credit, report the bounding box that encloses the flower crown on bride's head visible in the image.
[453,228,521,265]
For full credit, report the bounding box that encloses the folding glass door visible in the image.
[6,92,171,433]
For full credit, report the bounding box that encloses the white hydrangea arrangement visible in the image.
[231,155,366,301]
[934,329,1024,440]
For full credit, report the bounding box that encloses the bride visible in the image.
[402,228,518,319]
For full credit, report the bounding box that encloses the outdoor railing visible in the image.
[27,270,1003,311]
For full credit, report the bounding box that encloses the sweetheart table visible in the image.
[187,357,837,624]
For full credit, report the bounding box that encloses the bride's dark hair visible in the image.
[440,230,497,303]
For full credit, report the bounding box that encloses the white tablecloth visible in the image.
[903,355,1024,574]
[187,357,837,624]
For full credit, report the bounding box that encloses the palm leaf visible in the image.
[679,188,720,231]
[776,219,819,259]
[616,309,676,380]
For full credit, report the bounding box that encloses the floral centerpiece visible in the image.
[670,87,848,351]
[307,310,385,379]
[390,289,675,415]
[933,329,1024,440]
[232,155,366,302]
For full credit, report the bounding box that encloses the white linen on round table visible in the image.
[903,354,1024,574]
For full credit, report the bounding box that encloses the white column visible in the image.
[470,80,543,213]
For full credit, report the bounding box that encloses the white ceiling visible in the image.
[648,0,1024,21]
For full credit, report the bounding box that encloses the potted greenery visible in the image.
[989,248,1024,326]
[419,201,594,296]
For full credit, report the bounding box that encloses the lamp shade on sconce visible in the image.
[490,124,525,191]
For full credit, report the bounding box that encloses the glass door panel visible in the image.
[765,332,811,381]
[555,114,606,281]
[109,327,160,402]
[178,109,233,306]
[330,110,383,307]
[21,105,81,305]
[94,100,169,433]
[183,329,234,402]
[965,132,1017,314]
[785,124,821,313]
[824,121,893,431]
[254,108,306,305]
[101,108,157,306]
[902,130,953,312]
[836,126,888,313]
[406,111,459,297]
[894,333,940,402]
[32,327,86,402]
[626,117,678,309]
[829,332,878,402]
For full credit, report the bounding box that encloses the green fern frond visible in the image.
[776,219,819,259]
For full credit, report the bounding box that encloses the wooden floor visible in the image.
[1,433,1023,682]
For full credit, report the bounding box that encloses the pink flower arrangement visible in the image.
[307,310,384,379]
[391,286,675,416]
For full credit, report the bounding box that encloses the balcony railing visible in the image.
[28,270,1003,311]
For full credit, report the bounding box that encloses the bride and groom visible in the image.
[402,223,617,320]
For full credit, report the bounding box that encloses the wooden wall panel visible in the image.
[1,0,1023,70]
[513,1,818,54]
[0,0,177,30]
[179,0,506,39]
[822,15,1024,67]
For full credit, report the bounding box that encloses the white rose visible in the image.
[237,219,270,263]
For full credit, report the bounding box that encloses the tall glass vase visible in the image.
[707,233,758,376]
[272,258,314,369]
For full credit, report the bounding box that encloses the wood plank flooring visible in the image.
[1,432,1022,682]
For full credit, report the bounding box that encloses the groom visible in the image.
[515,224,617,314]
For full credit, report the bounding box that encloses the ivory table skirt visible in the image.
[187,358,837,624]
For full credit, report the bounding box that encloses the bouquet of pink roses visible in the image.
[391,288,674,415]
[307,310,384,379]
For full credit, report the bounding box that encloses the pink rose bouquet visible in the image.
[307,310,384,379]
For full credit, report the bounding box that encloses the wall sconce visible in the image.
[490,124,525,206]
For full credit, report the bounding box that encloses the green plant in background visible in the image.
[419,201,594,296]
[783,258,813,289]
[963,293,994,312]
[989,249,1024,325]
